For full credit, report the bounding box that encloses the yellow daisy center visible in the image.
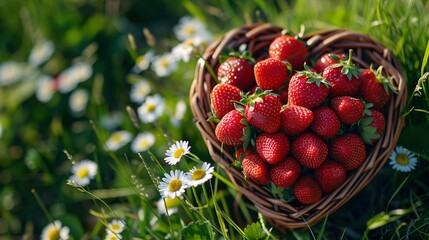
[165,197,181,208]
[160,59,170,68]
[146,103,156,113]
[192,169,206,181]
[173,148,185,158]
[77,168,89,179]
[139,140,149,148]
[184,26,196,36]
[112,133,122,142]
[396,154,410,166]
[168,179,182,192]
[111,223,121,231]
[47,228,60,240]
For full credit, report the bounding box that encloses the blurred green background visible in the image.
[0,0,428,239]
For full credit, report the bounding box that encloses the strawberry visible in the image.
[360,66,396,109]
[210,83,242,119]
[313,52,345,73]
[235,147,254,161]
[331,96,364,125]
[292,133,328,169]
[330,133,366,170]
[268,35,309,71]
[322,49,362,97]
[310,106,341,139]
[270,157,301,188]
[242,153,271,185]
[315,161,347,193]
[217,57,255,91]
[277,86,289,104]
[256,132,290,165]
[280,105,314,136]
[254,58,290,91]
[215,110,247,146]
[293,176,322,205]
[242,89,282,133]
[288,65,331,109]
[359,109,386,145]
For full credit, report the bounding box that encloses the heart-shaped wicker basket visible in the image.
[189,23,407,230]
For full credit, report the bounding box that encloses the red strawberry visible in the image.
[268,35,309,71]
[360,66,396,109]
[359,109,386,145]
[215,110,247,146]
[254,58,290,91]
[313,53,345,73]
[280,105,314,136]
[270,157,301,188]
[315,161,347,193]
[292,133,328,169]
[288,65,331,109]
[242,153,271,185]
[293,176,322,205]
[235,147,254,161]
[322,49,362,97]
[310,106,341,139]
[217,57,255,91]
[277,86,289,104]
[331,96,364,125]
[211,83,242,119]
[256,132,290,165]
[330,133,366,170]
[243,90,282,133]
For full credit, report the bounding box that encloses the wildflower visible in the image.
[170,100,187,126]
[164,140,191,165]
[186,162,215,187]
[100,111,124,130]
[131,132,155,153]
[107,219,125,234]
[159,170,188,199]
[134,50,154,72]
[69,89,89,114]
[105,130,132,151]
[130,79,151,103]
[105,231,122,240]
[173,16,212,42]
[137,94,165,123]
[0,61,24,86]
[28,40,54,66]
[69,159,98,186]
[156,197,181,215]
[389,146,418,172]
[151,53,178,77]
[57,63,92,93]
[40,220,70,240]
[36,75,55,102]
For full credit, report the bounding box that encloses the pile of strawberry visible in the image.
[210,34,396,205]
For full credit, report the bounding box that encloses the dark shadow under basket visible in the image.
[189,23,407,230]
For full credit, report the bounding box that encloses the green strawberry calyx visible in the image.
[263,182,295,202]
[359,116,380,144]
[372,65,398,94]
[297,63,331,88]
[219,45,256,64]
[331,49,362,80]
[238,87,276,111]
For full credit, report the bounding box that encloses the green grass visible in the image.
[0,0,428,239]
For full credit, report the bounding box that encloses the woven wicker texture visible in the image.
[189,23,407,230]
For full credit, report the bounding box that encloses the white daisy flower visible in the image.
[28,40,54,66]
[137,94,165,123]
[170,100,187,126]
[186,162,215,187]
[174,16,211,42]
[36,75,56,103]
[134,51,154,72]
[131,132,155,153]
[164,140,191,165]
[105,130,132,151]
[57,63,92,93]
[130,79,151,103]
[156,197,181,215]
[100,111,124,130]
[158,170,188,199]
[151,53,178,77]
[40,220,70,240]
[107,219,125,234]
[69,159,98,186]
[389,146,418,172]
[105,231,122,240]
[69,89,89,114]
[0,61,25,86]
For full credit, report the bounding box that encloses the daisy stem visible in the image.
[199,56,220,84]
[202,183,217,227]
[191,186,205,216]
[162,199,175,237]
[148,151,167,174]
[212,171,238,191]
[188,152,203,164]
[31,188,55,225]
